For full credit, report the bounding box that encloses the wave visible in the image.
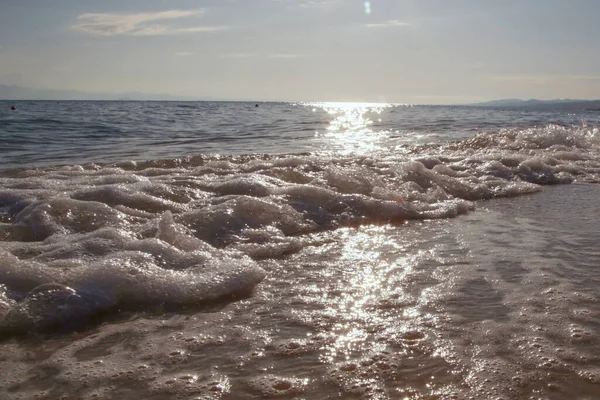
[0,123,599,334]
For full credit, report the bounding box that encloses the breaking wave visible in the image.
[1,123,599,334]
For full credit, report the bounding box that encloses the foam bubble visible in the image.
[248,374,309,397]
[14,198,129,240]
[72,185,185,214]
[2,124,600,337]
[0,221,266,334]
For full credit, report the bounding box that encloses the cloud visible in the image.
[275,0,336,5]
[273,0,341,9]
[365,20,408,28]
[270,54,304,59]
[174,52,194,57]
[72,9,227,36]
[299,0,340,7]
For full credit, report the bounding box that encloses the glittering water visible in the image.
[1,101,600,399]
[1,100,598,168]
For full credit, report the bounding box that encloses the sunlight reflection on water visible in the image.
[316,226,417,364]
[306,102,394,154]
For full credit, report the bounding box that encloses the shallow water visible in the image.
[1,101,600,399]
[2,185,600,399]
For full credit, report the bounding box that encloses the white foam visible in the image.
[248,374,309,397]
[72,185,185,213]
[0,209,266,333]
[2,125,600,334]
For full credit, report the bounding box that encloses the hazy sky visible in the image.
[1,0,599,103]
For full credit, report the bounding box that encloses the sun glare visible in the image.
[304,102,394,154]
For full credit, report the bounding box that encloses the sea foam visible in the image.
[1,124,599,333]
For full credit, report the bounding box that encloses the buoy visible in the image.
[255,104,259,108]
[10,105,16,111]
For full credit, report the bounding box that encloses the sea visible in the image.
[0,100,600,399]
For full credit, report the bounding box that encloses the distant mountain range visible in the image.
[0,84,199,101]
[467,98,600,109]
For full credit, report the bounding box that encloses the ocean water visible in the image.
[1,100,600,399]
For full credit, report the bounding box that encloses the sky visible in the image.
[1,0,599,104]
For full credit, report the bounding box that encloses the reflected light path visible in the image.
[300,224,460,397]
[315,227,419,355]
[323,227,393,362]
[306,102,394,154]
